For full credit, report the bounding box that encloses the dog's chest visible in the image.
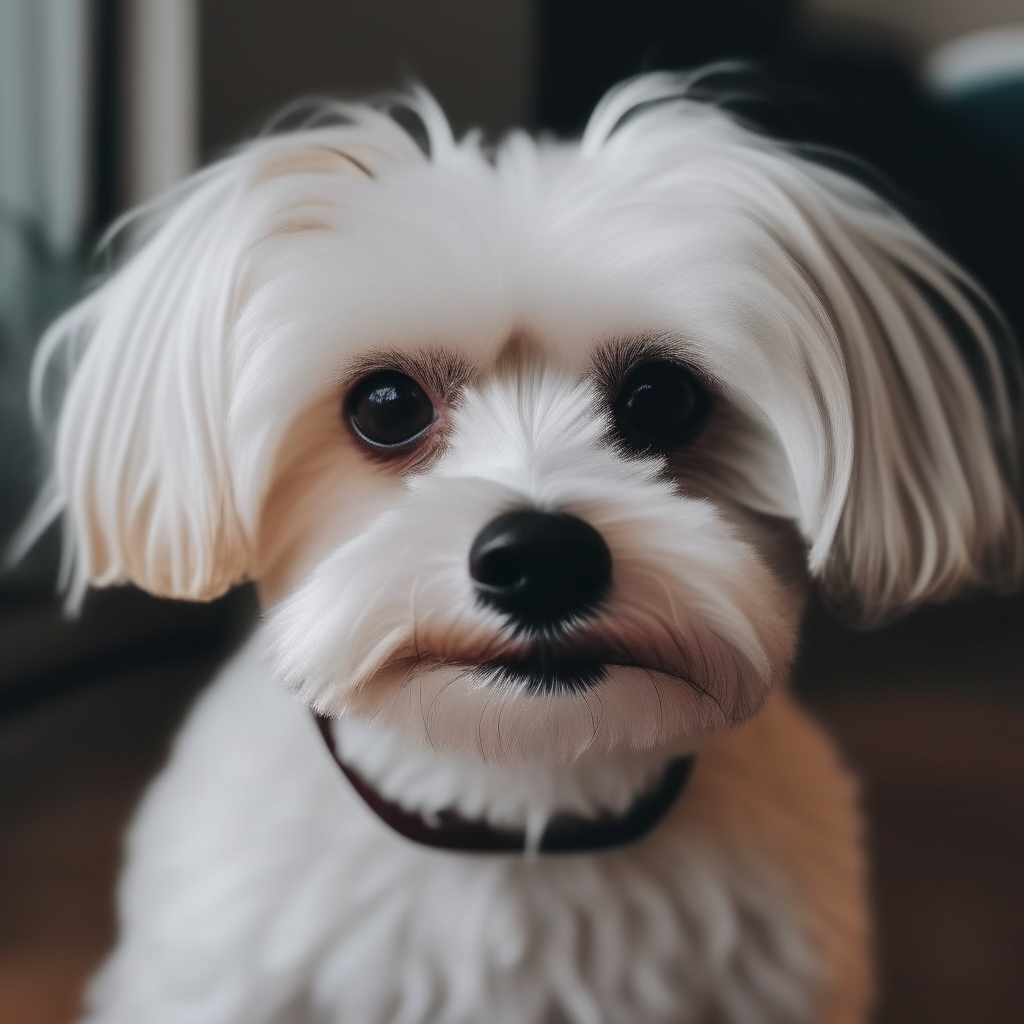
[290,817,817,1024]
[116,642,818,1024]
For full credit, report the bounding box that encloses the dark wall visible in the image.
[200,0,530,157]
[537,0,795,134]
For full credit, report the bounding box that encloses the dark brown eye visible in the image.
[614,360,712,451]
[347,371,435,448]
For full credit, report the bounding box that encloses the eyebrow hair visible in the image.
[341,347,475,404]
[589,333,720,397]
[589,333,677,393]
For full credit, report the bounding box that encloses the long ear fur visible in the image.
[591,75,1024,626]
[795,162,1024,624]
[13,102,432,606]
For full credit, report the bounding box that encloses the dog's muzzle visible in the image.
[315,714,696,855]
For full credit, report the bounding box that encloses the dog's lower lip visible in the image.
[475,658,608,694]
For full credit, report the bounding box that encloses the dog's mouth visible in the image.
[314,714,696,855]
[381,634,691,698]
[472,655,608,694]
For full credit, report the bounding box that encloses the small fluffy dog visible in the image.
[22,75,1024,1023]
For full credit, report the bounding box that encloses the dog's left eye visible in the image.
[613,360,712,451]
[347,371,435,448]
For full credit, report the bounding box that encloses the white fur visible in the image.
[81,638,817,1024]
[331,714,685,840]
[17,72,1024,1023]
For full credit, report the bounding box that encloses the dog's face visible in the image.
[264,340,803,763]
[31,79,1023,765]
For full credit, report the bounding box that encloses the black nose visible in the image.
[469,510,612,629]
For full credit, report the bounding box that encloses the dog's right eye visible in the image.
[346,371,435,448]
[613,360,712,452]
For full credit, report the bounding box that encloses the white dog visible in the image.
[20,74,1024,1023]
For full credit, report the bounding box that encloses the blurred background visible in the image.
[2,2,1024,1022]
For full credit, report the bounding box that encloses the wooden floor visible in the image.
[1,588,1023,1023]
[0,656,215,1024]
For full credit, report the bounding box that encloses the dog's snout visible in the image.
[469,511,612,628]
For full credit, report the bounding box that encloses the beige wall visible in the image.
[200,0,530,155]
[808,0,1024,53]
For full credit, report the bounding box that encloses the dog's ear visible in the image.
[582,79,1024,626]
[19,123,406,606]
[791,167,1024,626]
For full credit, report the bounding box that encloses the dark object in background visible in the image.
[91,0,124,235]
[0,585,258,721]
[944,76,1024,164]
[536,0,1024,339]
[537,0,797,135]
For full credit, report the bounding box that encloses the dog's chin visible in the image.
[311,652,712,848]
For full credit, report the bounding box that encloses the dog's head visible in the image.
[27,77,1024,764]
